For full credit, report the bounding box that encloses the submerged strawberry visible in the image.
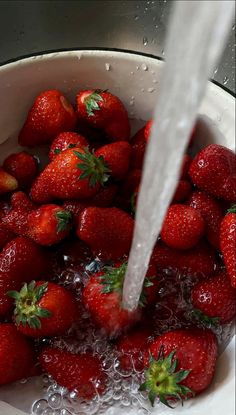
[0,221,15,250]
[3,151,38,189]
[220,206,236,288]
[0,168,18,195]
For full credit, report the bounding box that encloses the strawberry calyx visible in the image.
[55,210,73,233]
[190,308,220,328]
[54,143,77,155]
[227,204,236,214]
[7,281,52,329]
[84,90,104,117]
[139,348,193,407]
[74,148,111,187]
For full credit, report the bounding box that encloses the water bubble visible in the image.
[32,399,48,415]
[121,393,132,407]
[41,408,55,415]
[20,377,28,384]
[60,410,72,415]
[48,393,62,409]
[134,15,139,20]
[113,390,123,401]
[143,37,148,46]
[105,63,111,71]
[130,71,134,75]
[141,63,148,71]
[223,76,229,85]
[136,65,140,70]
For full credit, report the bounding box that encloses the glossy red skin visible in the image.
[49,132,89,161]
[161,204,205,250]
[17,281,78,337]
[144,119,153,141]
[152,241,216,279]
[0,237,50,317]
[0,324,34,386]
[0,168,18,195]
[172,180,192,203]
[3,152,38,189]
[30,147,100,203]
[19,90,77,146]
[192,273,236,324]
[220,212,236,288]
[95,141,131,181]
[115,169,142,210]
[11,191,36,210]
[189,144,236,202]
[130,127,146,169]
[188,191,223,249]
[0,221,15,250]
[77,207,134,261]
[145,328,217,395]
[27,204,71,246]
[77,90,130,142]
[40,347,107,399]
[2,192,35,237]
[117,327,154,371]
[83,272,140,337]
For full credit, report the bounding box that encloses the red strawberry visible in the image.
[0,168,18,195]
[27,204,72,246]
[8,281,78,337]
[76,90,130,142]
[141,328,217,406]
[49,131,89,161]
[220,206,236,288]
[19,90,77,146]
[115,169,142,210]
[189,144,236,202]
[161,204,205,250]
[0,323,34,386]
[77,207,134,260]
[144,119,153,140]
[40,347,107,399]
[172,180,192,203]
[3,151,38,189]
[116,327,153,371]
[0,236,49,317]
[152,241,216,278]
[191,273,236,324]
[2,192,35,236]
[188,191,223,249]
[31,147,111,203]
[95,141,131,181]
[130,126,146,169]
[180,155,192,179]
[0,221,15,250]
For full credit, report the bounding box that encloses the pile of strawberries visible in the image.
[0,88,235,410]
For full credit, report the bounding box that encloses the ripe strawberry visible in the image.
[31,147,111,203]
[40,347,107,399]
[152,241,216,278]
[161,204,205,250]
[8,281,78,337]
[0,323,34,386]
[49,131,89,161]
[0,236,49,317]
[188,191,223,249]
[115,169,142,211]
[95,141,131,181]
[77,207,134,260]
[141,328,217,406]
[191,273,236,324]
[220,206,236,288]
[144,119,153,140]
[116,327,153,371]
[189,144,236,202]
[172,180,192,203]
[3,151,38,189]
[131,126,146,169]
[2,192,35,236]
[27,204,72,246]
[76,90,130,142]
[0,167,18,195]
[19,90,77,146]
[0,221,14,250]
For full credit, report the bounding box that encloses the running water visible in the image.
[123,0,235,311]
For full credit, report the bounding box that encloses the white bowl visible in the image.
[0,50,235,415]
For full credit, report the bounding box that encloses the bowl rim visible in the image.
[0,47,235,98]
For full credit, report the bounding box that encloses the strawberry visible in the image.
[115,169,142,211]
[220,206,236,288]
[161,204,205,250]
[144,119,153,140]
[27,204,72,246]
[95,141,131,181]
[3,151,38,189]
[77,207,134,260]
[0,167,18,195]
[152,241,216,278]
[31,147,111,203]
[141,328,217,406]
[130,126,146,169]
[49,131,89,161]
[76,90,130,142]
[82,262,156,336]
[116,327,153,371]
[180,155,192,179]
[0,221,14,250]
[8,280,78,337]
[172,180,192,203]
[0,236,49,317]
[189,144,236,202]
[19,90,77,146]
[191,273,236,324]
[2,192,35,236]
[188,191,223,249]
[40,347,107,399]
[0,323,34,386]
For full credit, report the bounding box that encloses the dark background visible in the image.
[0,0,235,93]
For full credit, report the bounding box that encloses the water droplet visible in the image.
[214,67,218,75]
[134,15,139,20]
[232,23,235,30]
[136,65,140,70]
[143,37,148,46]
[153,79,158,84]
[130,71,134,75]
[223,76,229,85]
[48,393,62,409]
[141,63,148,71]
[32,399,48,415]
[147,87,155,93]
[141,88,145,92]
[105,63,111,71]
[161,49,165,55]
